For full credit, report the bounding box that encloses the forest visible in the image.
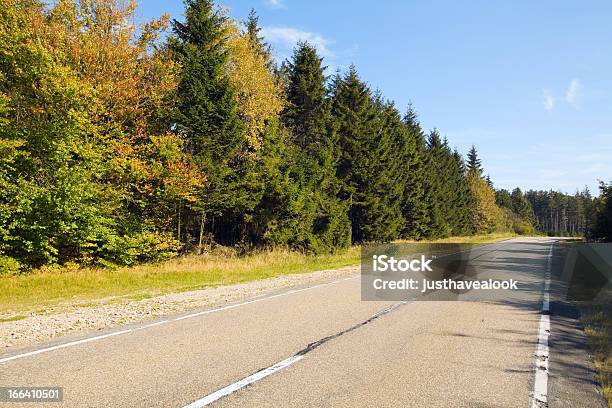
[0,0,610,274]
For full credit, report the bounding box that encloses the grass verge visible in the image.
[558,239,612,407]
[0,233,515,314]
[581,303,612,407]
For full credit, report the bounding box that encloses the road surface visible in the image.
[0,237,607,407]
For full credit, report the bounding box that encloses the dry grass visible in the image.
[558,239,612,407]
[398,232,517,244]
[581,303,612,407]
[0,247,360,313]
[0,233,516,313]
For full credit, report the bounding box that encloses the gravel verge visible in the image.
[0,265,358,350]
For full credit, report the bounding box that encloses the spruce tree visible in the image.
[373,96,409,240]
[170,0,251,244]
[246,9,262,46]
[448,148,472,235]
[400,104,430,239]
[332,66,403,242]
[496,189,513,209]
[511,188,535,224]
[422,130,451,238]
[245,9,272,63]
[467,145,483,175]
[592,182,612,242]
[279,42,350,252]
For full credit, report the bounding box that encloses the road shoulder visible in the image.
[548,299,608,407]
[0,265,358,351]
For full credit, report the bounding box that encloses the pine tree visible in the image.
[401,104,430,239]
[448,149,472,235]
[278,42,350,252]
[373,96,409,240]
[283,42,331,151]
[511,188,535,224]
[332,66,403,242]
[170,0,251,245]
[422,130,451,238]
[592,182,612,241]
[467,145,483,176]
[245,9,272,63]
[496,189,513,209]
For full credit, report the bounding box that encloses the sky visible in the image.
[137,0,612,195]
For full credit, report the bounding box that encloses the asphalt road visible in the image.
[0,237,607,407]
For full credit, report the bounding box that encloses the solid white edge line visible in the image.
[0,329,133,364]
[542,293,550,312]
[530,243,553,408]
[0,276,355,365]
[182,355,304,408]
[0,240,512,365]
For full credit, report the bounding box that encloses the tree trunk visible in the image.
[177,201,182,242]
[198,210,206,254]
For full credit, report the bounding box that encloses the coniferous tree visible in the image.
[332,66,403,242]
[422,130,451,238]
[448,149,472,235]
[246,9,262,47]
[467,145,483,176]
[245,9,272,63]
[170,0,252,245]
[401,104,430,239]
[373,96,410,240]
[592,182,612,242]
[511,188,535,224]
[279,42,350,252]
[496,189,513,209]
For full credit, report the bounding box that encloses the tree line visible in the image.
[0,0,609,274]
[507,185,611,240]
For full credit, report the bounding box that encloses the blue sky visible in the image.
[137,0,612,194]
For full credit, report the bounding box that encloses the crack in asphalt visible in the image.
[295,300,410,357]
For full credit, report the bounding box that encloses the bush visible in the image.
[0,255,21,276]
[513,220,535,235]
[100,231,182,266]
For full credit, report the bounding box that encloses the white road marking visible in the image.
[0,276,356,365]
[182,355,304,408]
[531,243,553,408]
[0,240,516,366]
[181,298,411,407]
[0,329,132,364]
[143,320,169,328]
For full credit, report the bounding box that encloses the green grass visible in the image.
[0,314,27,323]
[0,247,361,313]
[0,233,516,314]
[558,239,612,408]
[581,303,612,407]
[398,232,517,244]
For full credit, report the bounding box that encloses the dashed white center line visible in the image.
[182,355,305,408]
[180,299,410,407]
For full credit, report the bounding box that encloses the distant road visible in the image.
[0,238,606,407]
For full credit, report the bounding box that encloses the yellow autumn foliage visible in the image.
[225,21,284,151]
[467,171,503,233]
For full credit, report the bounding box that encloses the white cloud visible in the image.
[265,0,286,9]
[543,89,556,112]
[565,79,581,106]
[261,26,334,58]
